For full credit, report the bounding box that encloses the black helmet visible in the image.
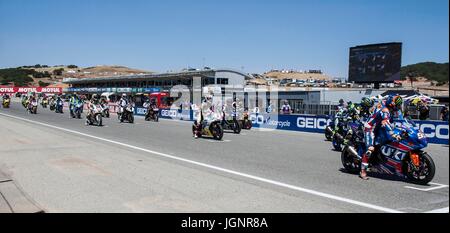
[361,97,372,108]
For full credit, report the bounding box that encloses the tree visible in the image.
[53,68,64,76]
[67,65,78,68]
[38,81,50,87]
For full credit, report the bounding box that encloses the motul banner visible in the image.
[0,86,62,94]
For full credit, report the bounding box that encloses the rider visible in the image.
[360,95,404,180]
[359,97,375,120]
[193,94,214,138]
[69,93,80,116]
[2,94,10,101]
[2,94,10,107]
[86,94,100,125]
[118,94,129,113]
[281,100,292,114]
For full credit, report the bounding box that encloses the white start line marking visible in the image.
[425,207,449,213]
[404,182,449,192]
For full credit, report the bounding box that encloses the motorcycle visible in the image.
[22,99,29,108]
[119,103,134,123]
[221,112,241,134]
[100,103,110,118]
[49,99,56,111]
[71,101,83,119]
[55,99,64,113]
[28,99,38,114]
[86,104,103,126]
[192,112,224,140]
[144,106,159,122]
[2,98,10,108]
[341,118,435,185]
[325,115,335,141]
[41,99,48,108]
[332,116,353,151]
[240,111,252,130]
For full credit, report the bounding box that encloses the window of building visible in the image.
[217,78,229,85]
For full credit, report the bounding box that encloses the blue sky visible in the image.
[0,0,448,77]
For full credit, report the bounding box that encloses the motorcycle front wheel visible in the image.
[96,114,103,126]
[232,120,241,134]
[129,114,134,123]
[404,152,435,185]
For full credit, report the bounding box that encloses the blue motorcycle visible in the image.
[55,99,64,113]
[341,118,435,185]
[70,100,83,119]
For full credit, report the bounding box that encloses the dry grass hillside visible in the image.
[20,65,153,87]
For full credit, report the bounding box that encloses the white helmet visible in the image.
[122,93,127,97]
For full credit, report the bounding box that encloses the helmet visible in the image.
[122,93,127,98]
[92,94,99,99]
[205,94,213,101]
[361,97,374,108]
[385,95,403,110]
[339,99,344,104]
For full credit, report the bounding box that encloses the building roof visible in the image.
[63,68,255,84]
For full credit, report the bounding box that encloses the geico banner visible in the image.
[251,113,448,145]
[0,86,62,94]
[134,107,191,120]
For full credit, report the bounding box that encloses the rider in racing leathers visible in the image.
[69,93,80,116]
[360,95,404,180]
[193,94,213,138]
[85,94,100,125]
[359,97,375,120]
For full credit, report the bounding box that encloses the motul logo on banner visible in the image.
[0,87,14,93]
[18,87,38,93]
[40,87,62,93]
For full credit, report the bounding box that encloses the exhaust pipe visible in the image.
[325,126,333,134]
[346,146,361,159]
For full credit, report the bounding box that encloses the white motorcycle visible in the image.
[86,104,103,126]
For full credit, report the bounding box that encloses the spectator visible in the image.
[280,100,292,115]
[441,105,449,121]
[418,101,430,120]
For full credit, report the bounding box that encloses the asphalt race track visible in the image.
[0,100,448,213]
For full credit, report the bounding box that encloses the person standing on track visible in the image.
[360,95,404,180]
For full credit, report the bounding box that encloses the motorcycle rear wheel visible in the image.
[211,123,224,140]
[332,134,343,151]
[232,120,241,134]
[341,146,361,174]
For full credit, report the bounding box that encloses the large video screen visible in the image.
[348,43,402,83]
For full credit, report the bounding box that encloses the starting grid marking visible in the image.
[425,207,449,213]
[404,182,449,192]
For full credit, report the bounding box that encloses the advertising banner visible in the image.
[0,86,62,94]
[251,113,449,145]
